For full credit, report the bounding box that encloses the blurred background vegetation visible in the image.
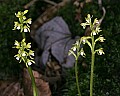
[0,0,120,96]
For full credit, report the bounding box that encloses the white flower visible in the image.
[28,62,32,66]
[83,39,85,43]
[24,28,28,32]
[99,50,103,55]
[31,53,34,56]
[16,57,19,60]
[82,39,86,44]
[99,37,105,42]
[14,41,19,46]
[80,51,84,56]
[29,45,31,48]
[26,43,31,48]
[97,48,105,55]
[23,16,26,20]
[80,48,85,57]
[93,31,96,35]
[27,44,31,48]
[96,21,99,24]
[73,47,76,51]
[22,52,26,56]
[28,20,32,24]
[17,26,20,30]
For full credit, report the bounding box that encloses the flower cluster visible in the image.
[13,10,38,96]
[95,48,105,55]
[81,14,102,36]
[13,10,32,32]
[68,39,86,60]
[69,14,105,59]
[80,14,105,55]
[13,38,35,67]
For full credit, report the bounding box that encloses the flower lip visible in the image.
[93,32,96,35]
[82,39,86,44]
[99,37,105,42]
[17,26,20,30]
[73,47,76,51]
[16,57,19,60]
[97,48,105,55]
[28,20,32,24]
[96,21,99,24]
[28,62,32,66]
[99,51,103,55]
[24,28,28,32]
[14,42,19,46]
[31,53,34,56]
[22,52,26,56]
[80,51,84,56]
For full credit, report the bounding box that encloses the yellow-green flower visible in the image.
[99,36,105,42]
[13,39,35,66]
[13,10,31,33]
[97,48,105,55]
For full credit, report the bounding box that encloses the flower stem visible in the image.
[90,36,95,96]
[75,59,82,96]
[22,32,26,39]
[28,66,38,96]
[22,32,38,96]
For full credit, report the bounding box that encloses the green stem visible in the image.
[28,66,38,96]
[90,36,95,96]
[22,32,26,39]
[75,59,82,96]
[22,32,38,96]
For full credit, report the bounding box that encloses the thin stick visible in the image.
[44,0,57,6]
[24,0,38,9]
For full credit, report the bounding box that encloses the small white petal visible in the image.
[99,52,102,55]
[31,53,34,56]
[24,28,28,32]
[16,57,19,60]
[82,39,86,44]
[17,26,20,30]
[22,52,26,56]
[99,37,105,42]
[96,21,99,24]
[73,47,76,51]
[28,62,32,66]
[80,51,84,56]
[14,42,19,46]
[93,32,96,35]
[98,50,104,55]
[28,20,32,24]
[23,16,26,20]
[29,45,31,48]
[83,39,85,42]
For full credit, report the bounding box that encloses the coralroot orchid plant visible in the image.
[69,14,105,96]
[13,10,38,96]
